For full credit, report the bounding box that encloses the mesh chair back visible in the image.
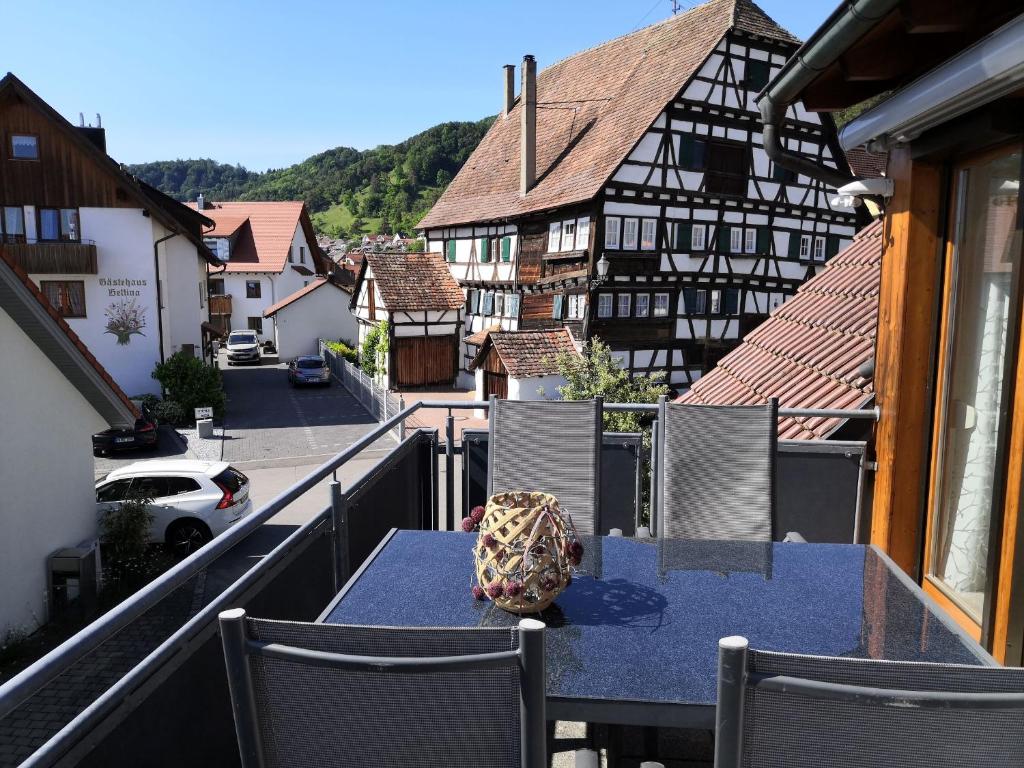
[488,398,603,535]
[224,615,536,768]
[717,639,1024,768]
[660,400,776,540]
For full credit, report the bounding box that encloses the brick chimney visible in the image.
[503,64,515,117]
[520,55,537,196]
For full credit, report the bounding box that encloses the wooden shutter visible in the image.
[745,60,770,91]
[718,225,730,252]
[827,235,842,259]
[682,287,697,314]
[482,292,494,315]
[507,293,520,319]
[788,232,801,257]
[552,294,564,319]
[446,240,456,262]
[680,136,707,170]
[756,228,771,254]
[675,222,692,251]
[471,290,480,313]
[480,238,490,262]
[575,218,590,250]
[724,288,740,315]
[500,236,511,262]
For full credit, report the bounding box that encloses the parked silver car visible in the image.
[95,460,254,556]
[288,355,331,386]
[225,330,261,364]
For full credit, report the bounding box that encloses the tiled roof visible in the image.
[465,324,502,346]
[418,0,798,229]
[677,220,884,439]
[188,201,320,274]
[845,146,888,178]
[0,247,139,424]
[263,277,351,318]
[361,252,465,311]
[471,329,579,378]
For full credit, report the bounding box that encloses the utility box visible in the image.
[48,545,98,623]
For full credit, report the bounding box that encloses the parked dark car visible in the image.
[92,405,159,456]
[288,356,331,387]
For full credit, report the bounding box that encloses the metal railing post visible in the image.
[649,417,659,535]
[218,608,264,768]
[445,412,455,531]
[399,396,406,442]
[330,481,349,591]
[518,618,547,768]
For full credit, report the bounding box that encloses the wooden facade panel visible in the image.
[516,226,548,285]
[590,318,674,343]
[0,95,133,209]
[395,335,456,387]
[5,241,97,273]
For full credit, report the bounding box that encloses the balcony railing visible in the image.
[209,294,232,315]
[0,400,878,766]
[5,239,98,274]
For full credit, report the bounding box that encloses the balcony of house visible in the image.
[0,400,1006,768]
[209,293,232,315]
[4,238,98,274]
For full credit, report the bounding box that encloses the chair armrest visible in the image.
[574,749,599,768]
[783,531,807,543]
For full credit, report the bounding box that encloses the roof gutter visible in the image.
[756,0,901,189]
[839,14,1024,151]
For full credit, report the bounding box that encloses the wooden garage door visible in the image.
[395,335,456,387]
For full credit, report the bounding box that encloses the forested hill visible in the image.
[126,116,494,238]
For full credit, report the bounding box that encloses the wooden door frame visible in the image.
[921,141,1024,651]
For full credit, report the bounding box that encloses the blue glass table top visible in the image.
[321,530,991,723]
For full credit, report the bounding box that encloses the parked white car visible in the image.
[95,460,254,556]
[225,330,261,364]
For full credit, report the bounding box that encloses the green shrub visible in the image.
[131,393,161,411]
[151,352,225,421]
[100,493,153,563]
[325,340,358,365]
[150,399,186,425]
[360,321,389,377]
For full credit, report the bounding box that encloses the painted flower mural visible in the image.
[104,299,147,345]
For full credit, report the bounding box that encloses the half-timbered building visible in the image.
[350,252,464,388]
[418,0,863,392]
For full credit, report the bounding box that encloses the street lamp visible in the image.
[594,254,610,286]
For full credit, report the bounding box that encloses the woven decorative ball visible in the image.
[472,491,583,614]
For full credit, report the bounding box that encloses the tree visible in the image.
[435,168,452,186]
[555,338,668,433]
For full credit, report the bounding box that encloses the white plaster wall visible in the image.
[157,225,206,357]
[221,273,279,341]
[508,374,566,401]
[29,207,162,396]
[274,285,357,360]
[0,307,107,636]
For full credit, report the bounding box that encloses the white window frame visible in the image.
[813,236,826,262]
[710,289,722,314]
[744,228,757,254]
[730,227,743,253]
[575,217,590,251]
[617,293,632,317]
[691,224,706,251]
[623,218,639,250]
[561,219,577,251]
[494,292,504,318]
[548,221,562,252]
[567,294,584,320]
[799,234,811,259]
[635,293,650,318]
[653,292,670,317]
[597,293,613,318]
[604,216,621,249]
[640,219,657,251]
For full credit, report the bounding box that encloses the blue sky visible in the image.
[4,0,833,170]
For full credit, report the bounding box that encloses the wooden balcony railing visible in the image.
[5,241,98,274]
[209,294,232,315]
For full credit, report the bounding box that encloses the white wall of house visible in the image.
[508,374,566,401]
[425,224,518,284]
[0,306,107,637]
[273,285,357,360]
[27,206,162,396]
[157,224,208,358]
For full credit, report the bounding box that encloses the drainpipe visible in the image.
[756,0,901,188]
[153,231,177,365]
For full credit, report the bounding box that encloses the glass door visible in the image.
[926,146,1023,637]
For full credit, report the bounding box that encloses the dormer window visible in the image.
[10,134,38,160]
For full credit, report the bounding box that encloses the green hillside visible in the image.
[127,116,494,238]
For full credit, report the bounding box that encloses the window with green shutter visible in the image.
[756,228,771,254]
[724,288,740,315]
[552,294,564,319]
[682,287,697,314]
[717,225,730,252]
[471,290,480,314]
[679,136,707,171]
[446,240,456,262]
[787,231,801,257]
[500,236,511,262]
[826,235,842,259]
[674,222,692,252]
[479,238,490,262]
[743,60,771,92]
